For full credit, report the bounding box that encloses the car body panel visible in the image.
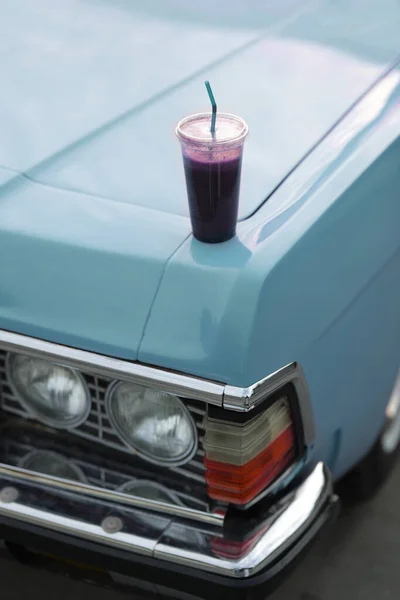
[139,70,400,478]
[0,176,190,358]
[0,1,400,592]
[0,1,398,220]
[0,168,17,187]
[0,0,398,484]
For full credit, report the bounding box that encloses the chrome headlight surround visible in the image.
[6,352,91,430]
[106,381,198,467]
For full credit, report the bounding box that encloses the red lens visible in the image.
[205,424,295,504]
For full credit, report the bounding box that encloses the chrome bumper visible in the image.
[0,462,335,580]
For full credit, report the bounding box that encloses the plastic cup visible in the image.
[176,112,248,243]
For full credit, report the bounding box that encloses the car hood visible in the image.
[1,0,399,221]
[0,167,191,358]
[0,1,398,362]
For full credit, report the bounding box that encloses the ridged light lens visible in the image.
[204,396,296,505]
[8,353,90,429]
[107,382,197,466]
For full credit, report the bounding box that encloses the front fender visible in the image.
[139,70,400,478]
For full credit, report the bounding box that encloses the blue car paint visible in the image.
[0,0,399,484]
[0,1,399,221]
[0,167,18,187]
[140,73,400,479]
[0,176,191,358]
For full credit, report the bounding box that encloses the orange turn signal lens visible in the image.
[203,396,297,505]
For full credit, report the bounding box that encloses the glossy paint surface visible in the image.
[0,0,399,481]
[140,71,400,477]
[0,168,17,188]
[0,176,190,357]
[0,1,398,219]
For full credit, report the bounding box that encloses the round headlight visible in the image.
[20,450,87,483]
[7,353,90,429]
[106,382,197,466]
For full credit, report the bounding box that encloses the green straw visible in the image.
[205,81,217,135]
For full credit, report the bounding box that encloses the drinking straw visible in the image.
[205,81,217,135]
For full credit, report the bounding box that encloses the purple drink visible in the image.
[176,113,248,243]
[183,153,242,243]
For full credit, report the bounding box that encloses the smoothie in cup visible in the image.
[176,113,248,243]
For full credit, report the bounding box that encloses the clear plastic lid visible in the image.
[176,112,248,150]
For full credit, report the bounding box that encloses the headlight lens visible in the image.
[20,450,87,482]
[107,382,197,466]
[7,353,90,429]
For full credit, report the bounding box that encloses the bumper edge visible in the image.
[0,491,338,600]
[0,462,338,597]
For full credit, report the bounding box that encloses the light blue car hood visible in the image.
[1,1,399,220]
[0,169,191,358]
[0,0,398,359]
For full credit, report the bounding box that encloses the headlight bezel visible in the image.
[106,380,198,467]
[6,351,91,430]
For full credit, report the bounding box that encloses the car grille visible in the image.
[0,432,211,513]
[0,350,206,484]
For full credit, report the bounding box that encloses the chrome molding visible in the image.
[0,464,226,527]
[155,463,331,577]
[0,328,315,511]
[0,330,224,406]
[224,362,315,445]
[0,463,335,578]
[0,351,207,481]
[0,330,315,443]
[0,424,213,513]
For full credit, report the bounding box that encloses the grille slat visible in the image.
[0,349,207,485]
[186,460,206,471]
[185,405,205,416]
[81,421,116,435]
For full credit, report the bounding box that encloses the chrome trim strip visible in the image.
[223,362,315,445]
[0,330,313,431]
[0,463,334,578]
[0,349,207,481]
[0,464,226,527]
[0,500,157,556]
[0,330,224,406]
[155,464,330,577]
